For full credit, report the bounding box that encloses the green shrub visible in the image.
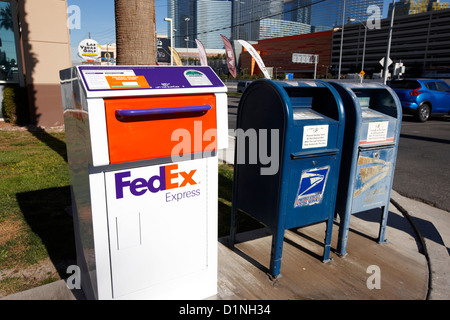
[2,85,29,124]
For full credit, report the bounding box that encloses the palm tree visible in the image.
[115,0,156,65]
[0,3,13,31]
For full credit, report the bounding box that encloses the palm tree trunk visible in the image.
[115,0,156,65]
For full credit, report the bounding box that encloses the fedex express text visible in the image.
[114,163,200,202]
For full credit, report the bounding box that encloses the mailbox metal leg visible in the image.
[323,218,334,262]
[269,229,285,277]
[336,212,351,257]
[229,205,237,248]
[378,205,389,244]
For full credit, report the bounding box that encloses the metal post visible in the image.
[383,1,396,85]
[164,18,173,66]
[314,55,318,79]
[361,26,367,83]
[338,0,346,80]
[349,17,368,83]
[185,17,190,66]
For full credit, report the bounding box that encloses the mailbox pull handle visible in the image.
[115,105,212,121]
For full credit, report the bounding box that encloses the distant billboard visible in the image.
[78,39,101,60]
[157,38,170,64]
[292,53,318,64]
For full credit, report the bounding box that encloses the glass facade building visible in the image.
[259,18,311,39]
[168,0,231,49]
[167,0,385,47]
[168,0,197,48]
[311,0,384,29]
[231,0,284,41]
[284,0,312,25]
[197,0,231,48]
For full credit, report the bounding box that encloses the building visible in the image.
[168,0,196,48]
[231,0,313,41]
[284,0,312,25]
[232,0,284,41]
[259,18,311,39]
[231,0,385,41]
[330,7,450,78]
[311,0,384,29]
[240,30,333,79]
[0,0,71,127]
[196,0,231,48]
[168,0,231,49]
[389,0,449,17]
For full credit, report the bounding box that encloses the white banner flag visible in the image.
[195,39,208,66]
[238,40,271,79]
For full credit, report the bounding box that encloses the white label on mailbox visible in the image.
[302,125,328,149]
[367,121,388,142]
[184,70,212,86]
[294,111,324,120]
[361,110,381,118]
[82,69,135,90]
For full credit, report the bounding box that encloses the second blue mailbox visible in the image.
[230,80,345,278]
[329,82,402,257]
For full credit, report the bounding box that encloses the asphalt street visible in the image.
[393,114,450,212]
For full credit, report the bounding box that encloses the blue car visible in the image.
[389,79,450,122]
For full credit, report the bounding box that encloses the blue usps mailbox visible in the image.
[329,82,402,257]
[230,79,345,278]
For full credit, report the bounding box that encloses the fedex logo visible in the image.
[115,164,197,199]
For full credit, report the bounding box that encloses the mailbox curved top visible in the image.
[328,81,402,121]
[238,79,346,130]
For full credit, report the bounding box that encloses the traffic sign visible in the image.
[359,70,365,77]
[379,57,393,67]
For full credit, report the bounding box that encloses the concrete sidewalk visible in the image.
[1,137,449,300]
[390,190,450,300]
[2,187,448,300]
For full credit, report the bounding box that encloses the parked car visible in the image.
[237,81,252,93]
[389,79,450,122]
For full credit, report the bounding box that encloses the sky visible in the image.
[67,0,169,63]
[67,0,169,40]
[66,0,441,64]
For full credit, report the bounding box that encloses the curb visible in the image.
[390,190,450,300]
[390,197,433,300]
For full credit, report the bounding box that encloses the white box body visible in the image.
[60,66,228,299]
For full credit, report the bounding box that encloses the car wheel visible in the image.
[416,103,430,122]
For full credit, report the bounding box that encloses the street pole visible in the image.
[164,18,173,66]
[349,17,368,83]
[185,17,190,66]
[383,1,395,85]
[338,0,346,80]
[361,25,367,83]
[314,55,318,79]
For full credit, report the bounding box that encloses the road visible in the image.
[227,95,450,212]
[393,115,450,212]
[227,96,239,131]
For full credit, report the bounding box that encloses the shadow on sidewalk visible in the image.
[354,207,449,255]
